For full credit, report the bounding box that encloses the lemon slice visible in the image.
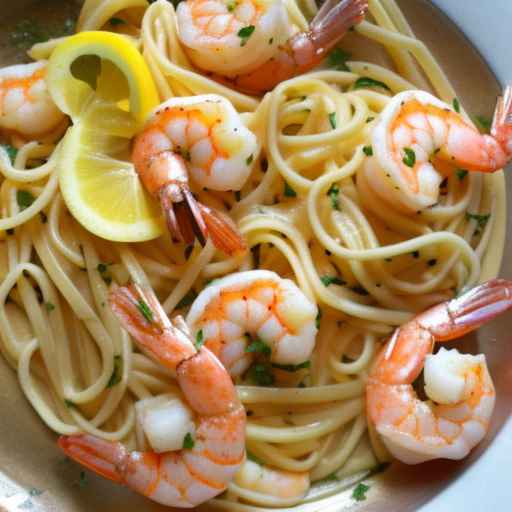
[47,31,159,124]
[60,100,164,241]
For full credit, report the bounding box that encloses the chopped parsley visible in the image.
[363,145,373,156]
[402,147,416,167]
[107,355,123,388]
[109,17,126,25]
[17,190,35,211]
[246,338,271,355]
[183,432,195,449]
[328,112,337,129]
[195,329,205,350]
[411,250,420,259]
[137,299,154,323]
[227,0,237,12]
[79,470,88,488]
[246,154,254,166]
[456,169,468,181]
[248,362,274,386]
[352,482,370,501]
[238,25,255,46]
[268,37,273,45]
[327,184,340,210]
[272,360,310,372]
[452,98,461,113]
[472,114,492,134]
[327,48,350,71]
[354,77,391,92]
[320,275,345,287]
[284,181,297,197]
[315,309,322,329]
[45,302,55,312]
[246,451,264,464]
[466,212,491,228]
[64,399,76,408]
[96,262,111,274]
[176,289,198,309]
[1,144,18,164]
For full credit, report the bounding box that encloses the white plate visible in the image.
[423,1,511,511]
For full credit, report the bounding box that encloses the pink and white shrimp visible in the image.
[177,0,369,94]
[367,279,512,464]
[364,88,512,212]
[186,270,318,376]
[132,94,258,255]
[0,61,65,137]
[58,284,246,508]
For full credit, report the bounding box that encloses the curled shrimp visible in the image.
[58,284,246,508]
[132,94,257,255]
[186,270,318,376]
[0,61,65,138]
[367,279,512,464]
[177,0,369,94]
[365,88,512,211]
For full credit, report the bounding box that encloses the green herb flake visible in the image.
[195,329,205,350]
[45,302,55,312]
[402,147,416,168]
[452,98,461,113]
[366,116,375,123]
[352,482,370,502]
[1,144,18,164]
[176,289,198,309]
[272,360,310,372]
[320,275,345,287]
[363,145,373,157]
[96,262,112,274]
[268,37,273,45]
[17,190,36,211]
[246,153,254,166]
[315,309,322,329]
[248,362,274,386]
[411,250,420,259]
[327,48,350,71]
[472,114,492,134]
[246,451,264,464]
[238,25,255,46]
[328,112,337,129]
[354,77,391,91]
[109,17,126,25]
[327,184,340,210]
[183,432,195,449]
[246,337,271,355]
[79,470,88,488]
[137,299,154,323]
[466,212,491,228]
[456,169,468,181]
[284,181,297,198]
[227,0,237,12]
[107,355,123,388]
[64,399,76,408]
[322,472,340,483]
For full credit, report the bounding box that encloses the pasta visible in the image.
[0,0,506,509]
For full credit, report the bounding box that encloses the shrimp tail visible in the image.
[58,435,127,484]
[491,85,512,154]
[418,279,512,341]
[197,203,247,256]
[309,0,369,55]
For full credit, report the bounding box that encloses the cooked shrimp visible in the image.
[186,270,318,376]
[132,94,258,255]
[0,61,65,137]
[233,459,310,503]
[177,0,369,94]
[58,284,246,508]
[367,279,512,464]
[365,88,512,211]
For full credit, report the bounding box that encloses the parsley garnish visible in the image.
[315,309,322,329]
[227,0,237,12]
[452,98,461,113]
[284,181,297,197]
[354,77,391,91]
[320,275,345,287]
[327,48,350,71]
[327,184,340,210]
[352,482,370,501]
[17,190,35,211]
[466,212,491,228]
[272,360,310,372]
[195,329,205,350]
[363,145,373,156]
[137,299,154,323]
[456,169,468,181]
[109,17,126,25]
[472,115,492,134]
[64,399,76,408]
[246,338,271,355]
[176,289,198,309]
[328,112,337,129]
[45,302,55,312]
[411,250,420,259]
[238,25,255,46]
[246,154,254,166]
[246,451,264,464]
[402,147,416,167]
[248,362,274,386]
[97,262,111,274]
[183,432,195,449]
[1,144,18,164]
[107,355,123,388]
[79,470,88,488]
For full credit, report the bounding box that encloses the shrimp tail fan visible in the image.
[492,85,512,151]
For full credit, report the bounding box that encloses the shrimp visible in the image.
[176,0,369,94]
[365,88,512,212]
[58,284,246,508]
[0,61,65,137]
[132,94,257,255]
[186,270,318,376]
[367,279,512,464]
[233,459,310,503]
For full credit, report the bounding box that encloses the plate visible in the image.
[0,1,510,511]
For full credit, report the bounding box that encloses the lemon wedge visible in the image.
[48,31,163,241]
